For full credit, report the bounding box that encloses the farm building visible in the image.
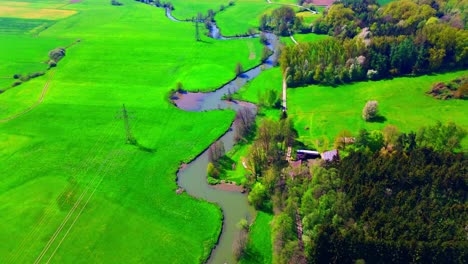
[296,149,320,160]
[322,149,339,162]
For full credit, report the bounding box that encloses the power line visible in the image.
[116,104,136,145]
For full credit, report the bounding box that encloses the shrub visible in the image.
[19,75,31,82]
[235,62,243,76]
[48,48,65,63]
[176,82,184,92]
[362,100,378,121]
[260,33,268,44]
[111,0,123,6]
[29,72,45,78]
[248,182,267,210]
[261,46,271,62]
[232,229,248,261]
[11,81,22,87]
[207,162,219,179]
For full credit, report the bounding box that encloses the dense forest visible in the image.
[239,119,467,263]
[279,0,468,86]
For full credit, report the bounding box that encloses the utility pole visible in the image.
[194,12,203,41]
[194,18,200,41]
[118,104,136,145]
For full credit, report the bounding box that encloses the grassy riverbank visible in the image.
[240,212,274,264]
[0,0,263,262]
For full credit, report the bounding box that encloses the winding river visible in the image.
[161,5,280,263]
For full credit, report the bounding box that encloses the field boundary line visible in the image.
[0,69,56,123]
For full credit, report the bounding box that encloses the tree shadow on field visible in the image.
[129,140,157,153]
[198,39,212,44]
[240,246,263,264]
[368,115,387,123]
[137,143,157,153]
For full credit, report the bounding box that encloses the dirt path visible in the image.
[290,34,298,45]
[0,69,56,123]
[282,67,288,111]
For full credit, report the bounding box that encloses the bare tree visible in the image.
[234,107,256,142]
[235,62,244,76]
[207,140,225,163]
[232,229,248,261]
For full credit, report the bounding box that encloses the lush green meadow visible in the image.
[234,67,283,104]
[0,0,266,263]
[216,0,278,36]
[288,70,468,150]
[169,0,229,19]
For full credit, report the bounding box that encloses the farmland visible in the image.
[1,0,467,263]
[0,0,264,263]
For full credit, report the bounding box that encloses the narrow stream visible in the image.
[174,32,279,264]
[155,4,281,263]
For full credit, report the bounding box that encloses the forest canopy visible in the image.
[279,0,468,86]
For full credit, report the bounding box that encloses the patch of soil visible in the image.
[211,183,245,193]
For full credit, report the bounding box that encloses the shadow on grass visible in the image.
[368,115,387,123]
[129,140,157,153]
[240,247,264,264]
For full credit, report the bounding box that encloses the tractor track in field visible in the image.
[0,69,56,123]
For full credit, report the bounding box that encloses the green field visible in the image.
[2,0,467,263]
[0,0,266,263]
[287,70,468,150]
[240,212,273,264]
[216,0,277,36]
[234,67,283,104]
[170,0,229,20]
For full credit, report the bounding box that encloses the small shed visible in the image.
[322,149,339,162]
[296,149,320,160]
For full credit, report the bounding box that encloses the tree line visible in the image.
[279,0,467,86]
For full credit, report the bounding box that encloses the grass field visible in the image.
[288,70,468,150]
[0,0,266,262]
[240,212,273,264]
[234,67,283,104]
[216,0,278,36]
[169,0,229,20]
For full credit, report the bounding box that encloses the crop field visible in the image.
[287,70,468,150]
[0,0,265,263]
[0,5,76,19]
